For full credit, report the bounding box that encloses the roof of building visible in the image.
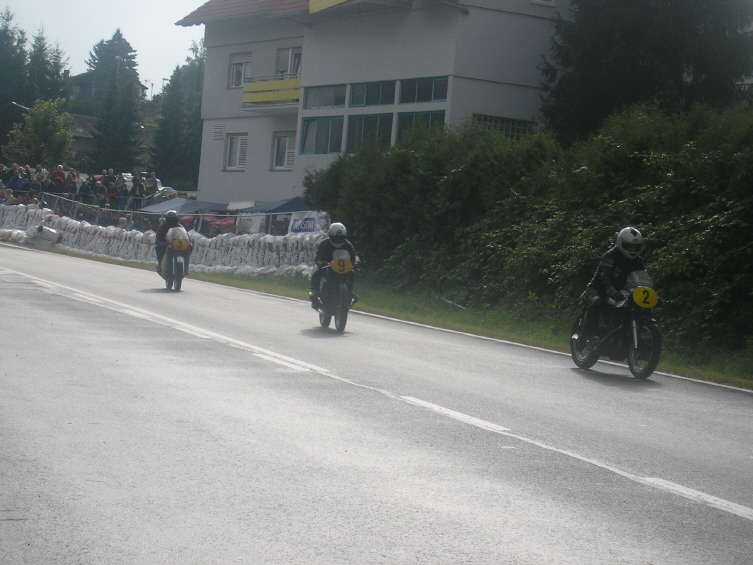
[176,0,310,26]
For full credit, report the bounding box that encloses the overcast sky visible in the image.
[6,1,206,98]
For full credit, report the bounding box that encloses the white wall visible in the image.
[193,1,565,204]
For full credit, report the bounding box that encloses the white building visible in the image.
[178,0,566,205]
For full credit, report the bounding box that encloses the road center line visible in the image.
[14,268,753,523]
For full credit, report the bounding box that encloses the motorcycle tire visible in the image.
[319,311,332,328]
[174,260,184,292]
[334,307,348,333]
[570,312,599,370]
[334,285,350,333]
[628,321,661,379]
[165,276,173,290]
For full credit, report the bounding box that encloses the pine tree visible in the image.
[27,30,69,103]
[0,9,28,160]
[85,30,143,173]
[151,41,205,190]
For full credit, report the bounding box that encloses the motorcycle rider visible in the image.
[587,226,645,303]
[581,227,645,337]
[309,222,359,309]
[155,210,179,274]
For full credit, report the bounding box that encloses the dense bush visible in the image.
[303,103,753,361]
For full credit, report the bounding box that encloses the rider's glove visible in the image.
[607,288,623,301]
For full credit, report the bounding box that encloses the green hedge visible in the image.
[303,103,753,365]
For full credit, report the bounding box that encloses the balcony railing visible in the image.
[243,74,301,106]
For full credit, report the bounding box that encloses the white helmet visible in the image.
[328,222,347,248]
[616,226,642,259]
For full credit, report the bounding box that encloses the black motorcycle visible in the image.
[570,270,661,379]
[315,254,357,333]
[161,239,191,291]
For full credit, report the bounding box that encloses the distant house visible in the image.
[178,0,567,204]
[70,113,156,166]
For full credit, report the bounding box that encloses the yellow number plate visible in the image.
[632,286,658,309]
[172,239,190,252]
[330,257,352,274]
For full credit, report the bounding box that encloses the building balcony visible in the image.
[242,75,301,110]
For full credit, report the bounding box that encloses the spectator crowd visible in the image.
[0,162,161,211]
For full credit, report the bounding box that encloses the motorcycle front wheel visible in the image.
[334,285,350,333]
[319,311,332,328]
[628,321,661,379]
[174,260,184,292]
[570,312,599,370]
[165,276,173,290]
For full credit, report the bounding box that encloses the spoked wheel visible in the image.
[570,312,599,370]
[319,311,332,328]
[628,322,661,379]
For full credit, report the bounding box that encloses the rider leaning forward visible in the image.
[581,226,645,336]
[309,222,359,309]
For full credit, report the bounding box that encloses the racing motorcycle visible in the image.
[161,238,191,291]
[314,252,357,333]
[570,270,661,379]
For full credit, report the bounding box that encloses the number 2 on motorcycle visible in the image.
[632,286,658,309]
[330,257,352,274]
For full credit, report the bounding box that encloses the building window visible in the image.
[272,132,296,170]
[276,47,302,79]
[304,85,346,109]
[301,117,343,154]
[399,77,448,104]
[473,114,534,140]
[397,111,445,140]
[225,134,248,170]
[350,81,396,107]
[347,114,393,153]
[230,53,253,88]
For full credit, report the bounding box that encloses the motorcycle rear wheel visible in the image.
[319,311,332,328]
[165,276,173,290]
[628,322,661,379]
[570,312,599,370]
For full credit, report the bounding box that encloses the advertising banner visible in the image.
[288,211,330,233]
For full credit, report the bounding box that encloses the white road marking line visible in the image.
[254,353,310,371]
[401,396,512,433]
[401,397,753,522]
[9,268,753,521]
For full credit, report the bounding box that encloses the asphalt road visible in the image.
[1,243,752,564]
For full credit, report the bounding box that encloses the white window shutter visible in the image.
[213,123,225,140]
[237,136,248,168]
[285,135,296,168]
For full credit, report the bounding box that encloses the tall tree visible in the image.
[540,0,753,144]
[1,98,73,166]
[85,29,139,109]
[27,29,69,103]
[0,8,28,161]
[151,41,205,190]
[85,30,143,172]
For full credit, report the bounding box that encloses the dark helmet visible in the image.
[328,222,346,248]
